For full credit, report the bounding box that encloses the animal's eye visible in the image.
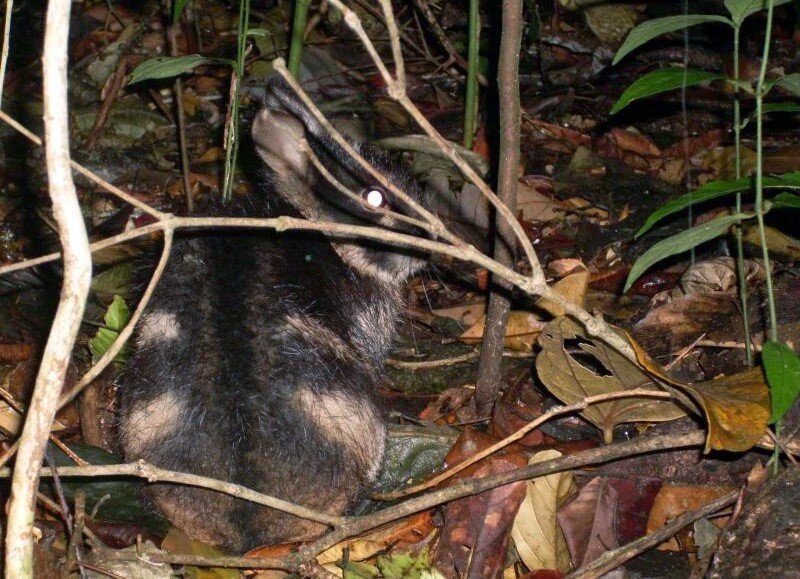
[362,187,388,210]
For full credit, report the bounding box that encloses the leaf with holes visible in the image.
[535,318,685,444]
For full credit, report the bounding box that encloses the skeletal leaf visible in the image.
[535,317,686,443]
[511,450,576,572]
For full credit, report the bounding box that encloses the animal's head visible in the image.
[252,76,428,283]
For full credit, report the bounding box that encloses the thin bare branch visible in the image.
[566,490,738,579]
[271,59,456,242]
[326,0,544,282]
[303,141,434,234]
[0,0,13,110]
[15,431,707,572]
[2,461,344,527]
[377,0,405,88]
[475,0,524,415]
[377,388,675,499]
[0,110,169,220]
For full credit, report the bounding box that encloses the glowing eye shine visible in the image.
[363,188,386,209]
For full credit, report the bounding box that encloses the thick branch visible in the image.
[475,0,524,416]
[4,1,92,576]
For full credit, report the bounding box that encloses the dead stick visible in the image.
[475,0,524,416]
[566,490,738,579]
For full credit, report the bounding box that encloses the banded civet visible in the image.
[117,76,428,553]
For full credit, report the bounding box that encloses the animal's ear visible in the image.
[252,109,308,179]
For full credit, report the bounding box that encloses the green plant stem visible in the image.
[754,0,779,343]
[732,25,754,366]
[463,0,480,148]
[222,0,251,201]
[754,0,782,472]
[288,0,309,78]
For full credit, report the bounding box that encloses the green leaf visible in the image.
[613,15,733,65]
[610,68,723,115]
[128,55,231,84]
[625,214,750,292]
[377,549,433,579]
[762,102,800,114]
[246,28,272,37]
[771,172,800,186]
[90,262,133,298]
[772,192,800,210]
[340,561,380,579]
[725,0,793,26]
[88,295,131,363]
[635,172,800,237]
[172,0,189,22]
[773,73,800,96]
[762,341,800,423]
[104,294,130,331]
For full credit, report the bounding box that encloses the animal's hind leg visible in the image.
[147,485,243,550]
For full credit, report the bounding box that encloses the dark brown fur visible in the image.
[117,77,427,552]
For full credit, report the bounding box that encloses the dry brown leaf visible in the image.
[161,528,238,579]
[698,146,756,179]
[0,403,22,435]
[511,450,576,573]
[536,318,686,443]
[631,341,770,452]
[0,400,65,435]
[315,512,435,576]
[742,224,800,260]
[646,485,734,551]
[688,369,770,453]
[434,429,527,578]
[460,311,546,352]
[656,158,688,185]
[762,144,800,173]
[198,146,225,163]
[676,257,764,297]
[547,259,586,278]
[536,269,589,317]
[556,477,620,569]
[517,178,560,222]
[583,4,641,43]
[431,300,486,327]
[609,128,661,157]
